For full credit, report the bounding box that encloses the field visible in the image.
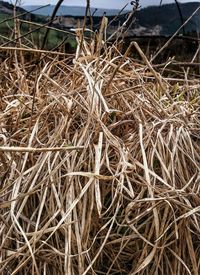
[0,4,200,275]
[0,10,76,50]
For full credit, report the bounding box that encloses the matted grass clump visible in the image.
[0,32,200,274]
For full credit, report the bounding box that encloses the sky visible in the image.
[11,0,200,9]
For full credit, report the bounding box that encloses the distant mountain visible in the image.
[23,5,128,17]
[23,2,200,35]
[136,2,200,35]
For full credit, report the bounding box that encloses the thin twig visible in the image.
[0,46,69,56]
[0,146,84,153]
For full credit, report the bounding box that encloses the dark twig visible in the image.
[107,1,140,42]
[160,0,185,35]
[41,0,64,49]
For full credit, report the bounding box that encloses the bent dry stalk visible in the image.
[0,10,200,275]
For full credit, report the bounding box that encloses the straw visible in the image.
[0,14,200,275]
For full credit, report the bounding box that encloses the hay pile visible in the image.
[0,34,200,275]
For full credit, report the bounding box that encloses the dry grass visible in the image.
[0,25,200,275]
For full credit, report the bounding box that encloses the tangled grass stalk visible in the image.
[0,22,200,275]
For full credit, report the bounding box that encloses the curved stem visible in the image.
[41,0,64,49]
[174,0,185,35]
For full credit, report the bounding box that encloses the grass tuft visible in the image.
[0,21,200,275]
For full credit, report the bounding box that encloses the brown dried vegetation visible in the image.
[0,16,200,275]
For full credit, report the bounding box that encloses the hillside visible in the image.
[136,2,200,34]
[1,1,200,53]
[0,1,61,49]
[0,1,29,39]
[0,0,25,14]
[23,2,200,35]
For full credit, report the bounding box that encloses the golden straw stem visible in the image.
[0,146,84,153]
